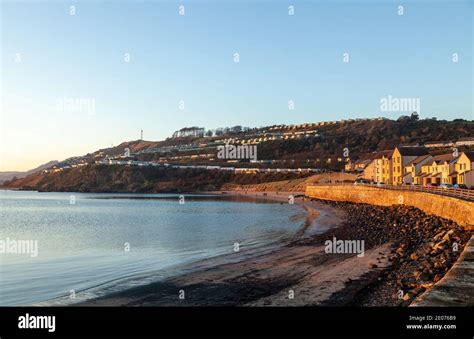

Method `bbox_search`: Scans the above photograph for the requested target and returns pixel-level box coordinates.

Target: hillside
[88,118,474,170]
[255,118,473,166]
[46,118,474,171]
[0,160,58,184]
[4,164,312,193]
[2,117,473,192]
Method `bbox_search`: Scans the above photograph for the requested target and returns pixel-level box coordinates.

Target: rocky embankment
[310,199,472,306]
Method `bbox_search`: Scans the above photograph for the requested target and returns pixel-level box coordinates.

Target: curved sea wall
[305,185,474,230]
[305,184,474,306]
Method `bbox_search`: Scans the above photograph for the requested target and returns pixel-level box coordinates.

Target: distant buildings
[424,137,474,148]
[425,141,454,148]
[455,137,474,147]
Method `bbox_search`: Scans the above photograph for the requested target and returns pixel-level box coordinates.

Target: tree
[397,115,410,122]
[232,125,242,133]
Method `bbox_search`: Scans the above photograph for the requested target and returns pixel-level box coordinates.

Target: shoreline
[6,189,469,307]
[77,191,471,307]
[35,190,328,306]
[76,192,396,307]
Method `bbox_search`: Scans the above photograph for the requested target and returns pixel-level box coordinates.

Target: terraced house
[373,150,393,184]
[402,154,432,184]
[391,147,429,185]
[417,154,459,186]
[362,147,474,188]
[455,152,474,186]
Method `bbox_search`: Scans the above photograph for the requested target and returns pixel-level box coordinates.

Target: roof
[355,159,372,165]
[399,142,420,147]
[425,141,452,145]
[373,150,394,159]
[457,137,474,142]
[396,146,429,156]
[431,153,458,163]
[462,151,474,162]
[405,154,432,167]
[448,171,458,177]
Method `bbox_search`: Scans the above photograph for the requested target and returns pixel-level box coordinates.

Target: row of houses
[226,130,319,145]
[95,159,162,167]
[425,137,474,148]
[94,159,322,174]
[350,146,474,188]
[43,162,88,173]
[268,117,388,131]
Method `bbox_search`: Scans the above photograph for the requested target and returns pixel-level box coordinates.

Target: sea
[0,190,307,305]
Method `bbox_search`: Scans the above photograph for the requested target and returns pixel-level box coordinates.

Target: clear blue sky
[1,0,473,171]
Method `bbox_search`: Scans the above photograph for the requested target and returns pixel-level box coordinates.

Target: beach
[74,193,389,306]
[77,191,471,307]
[79,195,367,306]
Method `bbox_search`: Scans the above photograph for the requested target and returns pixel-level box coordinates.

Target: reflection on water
[0,190,305,305]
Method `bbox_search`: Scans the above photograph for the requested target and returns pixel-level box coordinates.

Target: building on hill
[391,147,429,185]
[399,142,420,147]
[425,140,454,148]
[455,137,474,147]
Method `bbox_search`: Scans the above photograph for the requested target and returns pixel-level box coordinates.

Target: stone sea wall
[305,185,474,230]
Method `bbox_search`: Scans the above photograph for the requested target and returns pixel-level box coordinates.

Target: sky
[0,0,473,171]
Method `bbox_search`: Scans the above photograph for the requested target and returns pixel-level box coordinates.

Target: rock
[411,286,426,296]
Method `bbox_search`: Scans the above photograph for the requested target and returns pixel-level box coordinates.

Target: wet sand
[79,192,394,307]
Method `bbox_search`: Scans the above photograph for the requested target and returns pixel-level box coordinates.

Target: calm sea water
[0,190,306,305]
